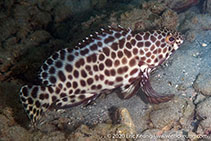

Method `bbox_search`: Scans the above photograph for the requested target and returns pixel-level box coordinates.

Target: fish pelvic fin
[140,76,174,104]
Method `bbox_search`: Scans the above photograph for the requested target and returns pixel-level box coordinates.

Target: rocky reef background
[0,0,211,140]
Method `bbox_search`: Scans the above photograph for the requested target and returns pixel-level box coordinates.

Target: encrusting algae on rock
[19,25,184,124]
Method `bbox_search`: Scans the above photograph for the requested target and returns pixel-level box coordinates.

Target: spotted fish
[20,26,184,123]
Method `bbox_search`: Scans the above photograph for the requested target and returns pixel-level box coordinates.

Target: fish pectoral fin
[20,85,56,124]
[140,75,174,104]
[118,80,140,99]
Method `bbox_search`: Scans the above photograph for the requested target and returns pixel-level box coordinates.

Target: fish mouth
[173,43,179,50]
[176,38,184,46]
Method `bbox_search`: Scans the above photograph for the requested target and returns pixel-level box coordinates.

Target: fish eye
[169,37,175,41]
[166,35,175,44]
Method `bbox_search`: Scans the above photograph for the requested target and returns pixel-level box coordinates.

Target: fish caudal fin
[20,85,97,124]
[20,85,54,123]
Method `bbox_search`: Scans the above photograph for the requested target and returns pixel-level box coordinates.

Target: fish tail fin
[20,85,55,123]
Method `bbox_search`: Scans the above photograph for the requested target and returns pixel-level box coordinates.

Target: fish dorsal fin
[38,26,131,86]
[73,25,129,50]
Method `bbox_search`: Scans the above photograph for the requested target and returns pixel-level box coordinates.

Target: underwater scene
[0,0,211,140]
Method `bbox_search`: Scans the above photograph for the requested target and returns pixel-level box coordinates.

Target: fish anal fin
[53,93,96,109]
[20,84,97,124]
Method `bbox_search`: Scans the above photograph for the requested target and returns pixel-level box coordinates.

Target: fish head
[138,28,184,67]
[163,28,184,52]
